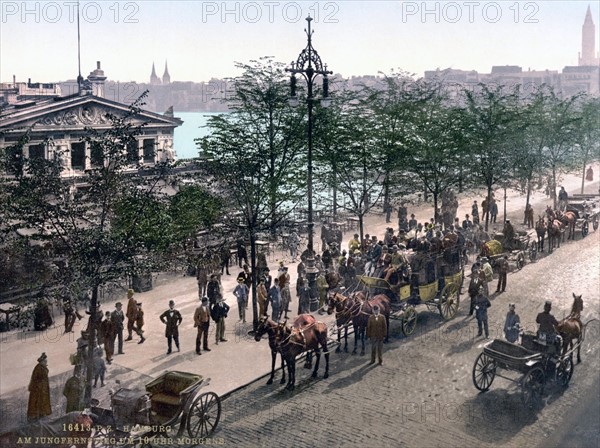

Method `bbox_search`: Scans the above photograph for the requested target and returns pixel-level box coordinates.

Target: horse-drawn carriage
[358,252,462,337]
[481,229,536,271]
[91,371,221,446]
[566,195,600,238]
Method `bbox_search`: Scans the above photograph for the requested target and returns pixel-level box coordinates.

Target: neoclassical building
[0,62,182,177]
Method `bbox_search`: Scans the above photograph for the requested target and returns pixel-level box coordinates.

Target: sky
[1,1,599,84]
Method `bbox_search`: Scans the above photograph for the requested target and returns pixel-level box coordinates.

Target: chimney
[12,74,16,86]
[87,61,107,98]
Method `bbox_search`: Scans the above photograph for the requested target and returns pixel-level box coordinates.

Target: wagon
[482,229,535,271]
[91,371,221,446]
[471,333,581,408]
[359,252,462,337]
[567,197,600,238]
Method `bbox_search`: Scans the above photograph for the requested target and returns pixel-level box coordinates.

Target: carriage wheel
[472,352,496,391]
[401,306,418,336]
[528,245,537,262]
[187,392,221,439]
[521,366,545,408]
[439,283,460,320]
[557,356,574,387]
[581,221,589,238]
[515,253,525,270]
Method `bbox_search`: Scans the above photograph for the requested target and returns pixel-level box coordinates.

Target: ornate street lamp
[286,16,332,310]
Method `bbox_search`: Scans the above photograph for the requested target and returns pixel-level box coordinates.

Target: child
[93,351,106,387]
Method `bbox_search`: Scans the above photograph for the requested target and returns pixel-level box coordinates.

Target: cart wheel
[557,356,574,387]
[582,221,589,237]
[528,245,537,262]
[187,391,221,439]
[521,366,545,408]
[472,352,496,391]
[439,283,460,320]
[401,306,418,336]
[593,219,599,231]
[516,253,525,270]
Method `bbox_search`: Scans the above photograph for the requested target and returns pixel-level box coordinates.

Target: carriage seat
[146,372,201,408]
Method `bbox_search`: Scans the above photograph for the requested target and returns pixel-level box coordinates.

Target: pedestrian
[525,204,534,228]
[207,274,222,306]
[27,353,51,421]
[472,201,480,225]
[586,166,594,182]
[468,264,483,316]
[384,201,393,223]
[297,278,310,315]
[237,238,248,268]
[269,278,281,322]
[125,289,137,341]
[288,230,300,262]
[481,197,489,222]
[100,311,116,364]
[279,267,291,320]
[93,350,106,387]
[490,199,498,223]
[220,245,231,275]
[257,277,268,317]
[159,300,182,354]
[496,255,509,293]
[234,278,249,323]
[210,297,229,344]
[504,303,521,343]
[558,186,569,212]
[196,259,209,298]
[63,297,82,334]
[134,302,145,343]
[462,214,472,230]
[193,297,211,354]
[111,302,125,355]
[63,366,84,413]
[366,305,387,366]
[398,203,407,229]
[480,257,493,297]
[408,214,418,230]
[474,289,491,338]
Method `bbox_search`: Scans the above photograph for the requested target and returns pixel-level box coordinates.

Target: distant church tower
[162,60,171,84]
[579,5,600,66]
[150,62,162,85]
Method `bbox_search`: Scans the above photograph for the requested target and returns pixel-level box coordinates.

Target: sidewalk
[1,162,598,433]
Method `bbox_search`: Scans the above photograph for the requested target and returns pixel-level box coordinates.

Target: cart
[471,331,586,408]
[567,197,600,238]
[482,228,536,271]
[359,252,462,337]
[91,371,221,446]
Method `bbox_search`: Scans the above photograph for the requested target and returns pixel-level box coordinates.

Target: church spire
[163,60,171,84]
[150,62,161,85]
[579,4,599,66]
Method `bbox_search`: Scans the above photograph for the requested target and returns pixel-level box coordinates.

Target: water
[173,111,225,159]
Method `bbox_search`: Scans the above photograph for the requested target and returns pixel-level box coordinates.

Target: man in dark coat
[220,245,231,275]
[27,353,51,421]
[100,311,116,363]
[236,238,248,268]
[63,298,82,333]
[125,289,137,341]
[210,297,230,344]
[194,297,211,354]
[366,306,387,365]
[496,255,509,293]
[536,300,559,344]
[63,366,84,413]
[111,302,125,355]
[207,274,222,306]
[160,300,183,354]
[475,291,491,338]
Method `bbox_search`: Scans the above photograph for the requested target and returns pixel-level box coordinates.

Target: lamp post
[286,16,332,311]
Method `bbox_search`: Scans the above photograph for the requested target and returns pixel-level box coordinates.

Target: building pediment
[0,94,182,134]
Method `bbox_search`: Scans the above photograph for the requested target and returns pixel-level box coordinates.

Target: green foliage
[168,185,223,239]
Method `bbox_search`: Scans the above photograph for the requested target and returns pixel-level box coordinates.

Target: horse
[327,291,353,354]
[535,216,546,252]
[254,316,286,385]
[276,314,329,391]
[349,291,392,353]
[545,205,556,221]
[557,210,577,240]
[557,293,584,363]
[547,219,564,253]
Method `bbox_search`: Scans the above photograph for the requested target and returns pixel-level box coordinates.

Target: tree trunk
[84,284,99,406]
[433,192,440,224]
[503,186,507,224]
[552,167,557,209]
[524,178,532,225]
[581,159,587,194]
[250,231,258,332]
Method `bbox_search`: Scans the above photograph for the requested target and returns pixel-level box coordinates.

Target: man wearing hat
[496,255,510,293]
[210,296,229,344]
[504,303,521,343]
[125,289,137,341]
[27,353,51,421]
[408,214,417,230]
[366,305,387,366]
[193,297,211,354]
[160,300,183,354]
[536,301,559,346]
[63,296,82,334]
[100,311,116,363]
[257,277,268,317]
[233,277,249,323]
[111,302,125,355]
[134,302,145,344]
[502,219,515,250]
[462,214,472,230]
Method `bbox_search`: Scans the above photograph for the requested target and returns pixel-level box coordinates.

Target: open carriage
[472,332,583,408]
[91,371,221,446]
[481,229,536,271]
[567,195,600,238]
[358,251,462,337]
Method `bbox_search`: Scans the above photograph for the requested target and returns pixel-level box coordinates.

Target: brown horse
[350,291,392,352]
[276,314,329,391]
[535,216,546,252]
[254,316,286,385]
[557,293,584,363]
[327,291,354,354]
[558,210,577,240]
[547,218,564,253]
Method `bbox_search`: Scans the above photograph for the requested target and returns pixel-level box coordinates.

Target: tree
[573,96,600,193]
[198,58,306,331]
[0,94,192,405]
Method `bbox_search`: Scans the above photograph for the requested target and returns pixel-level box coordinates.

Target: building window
[5,144,23,175]
[28,144,45,160]
[90,142,103,168]
[71,142,86,170]
[143,138,155,163]
[127,140,139,163]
